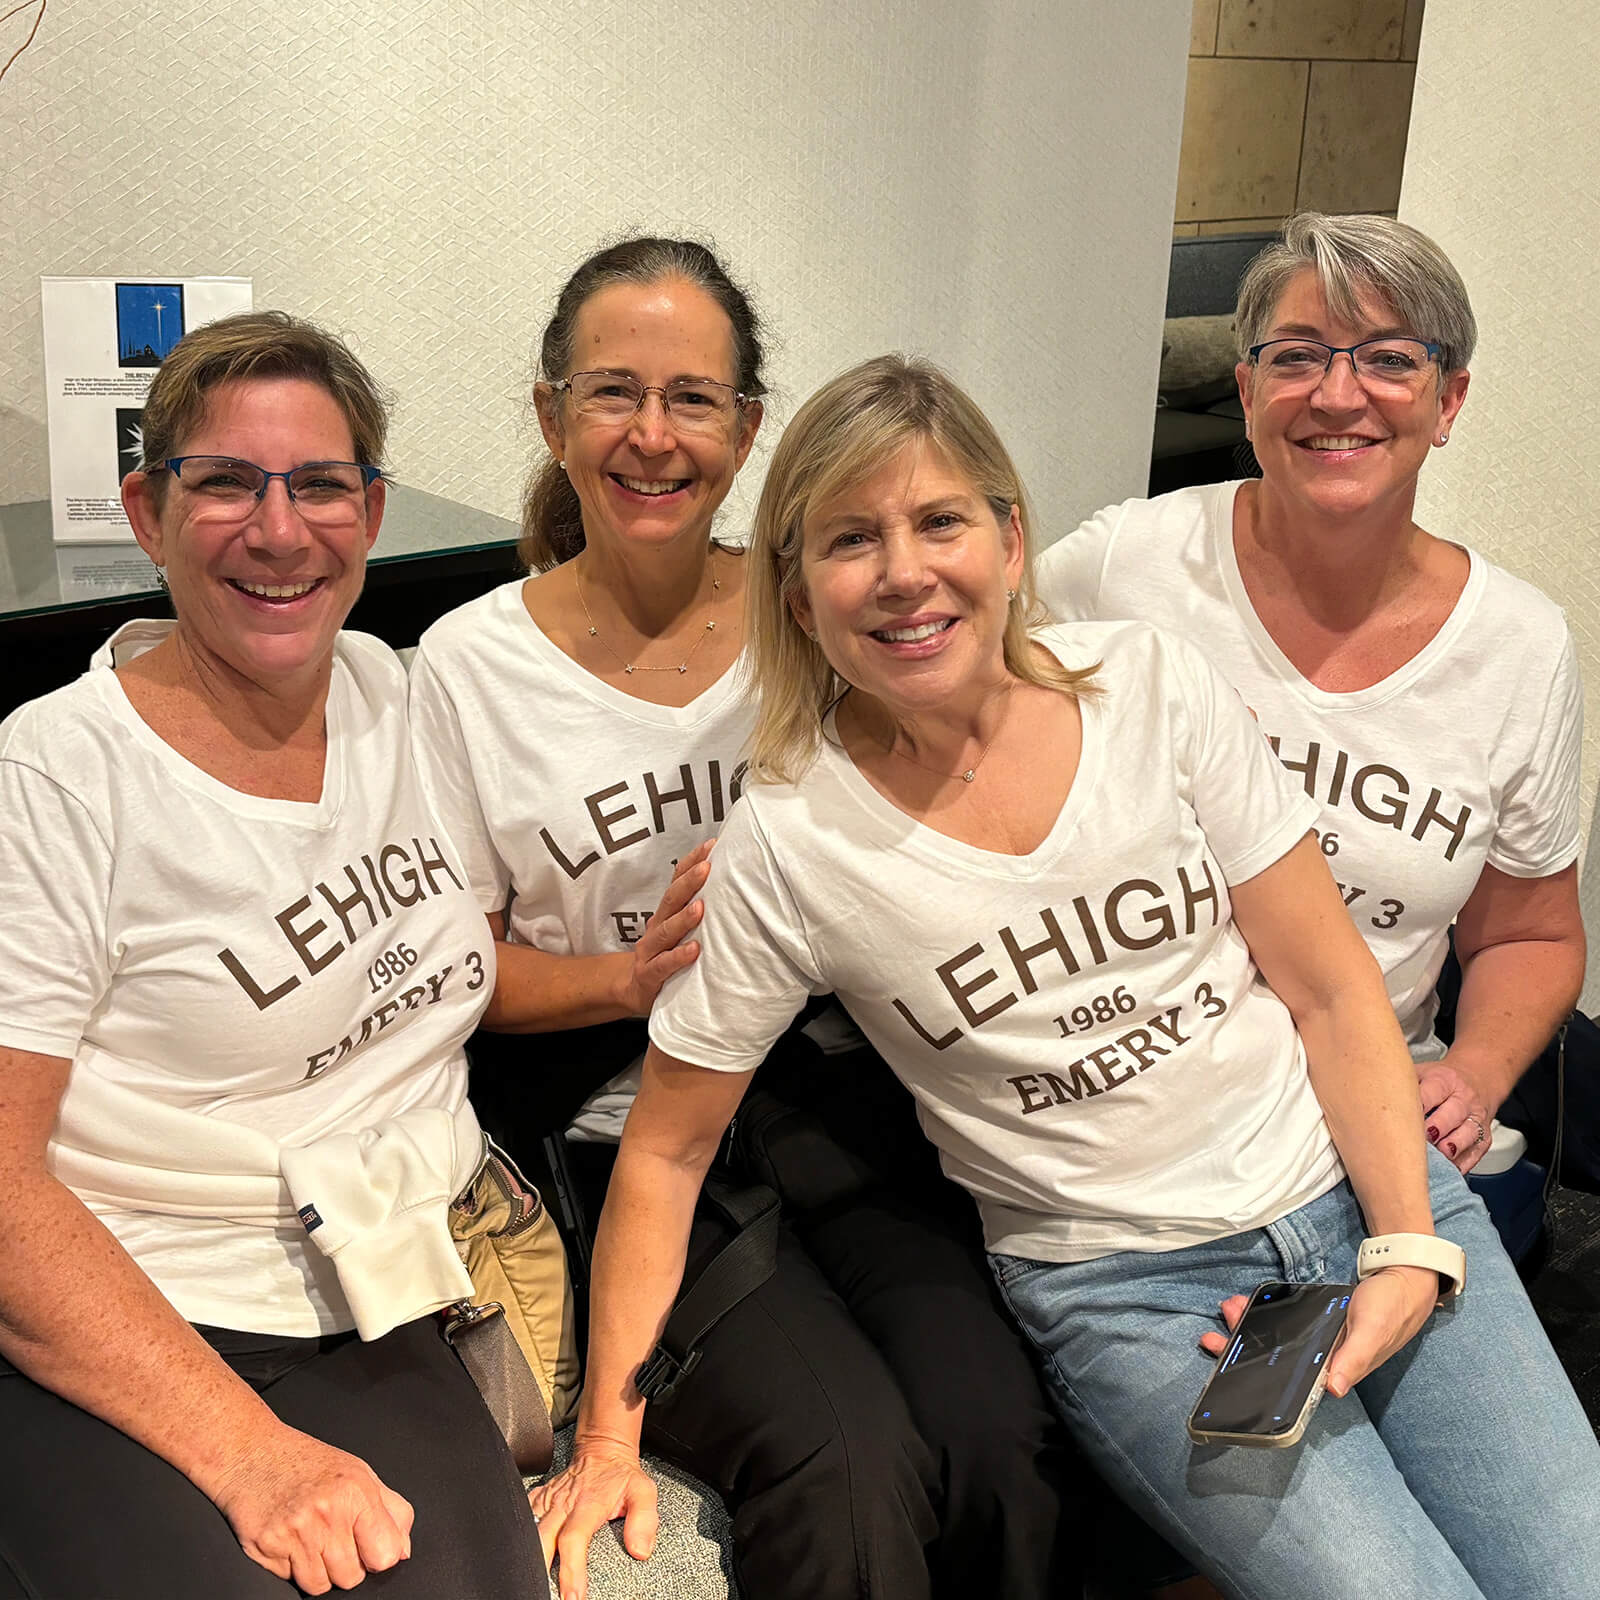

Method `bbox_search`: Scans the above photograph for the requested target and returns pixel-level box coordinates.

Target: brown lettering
[893,996,962,1051]
[276,897,342,976]
[998,907,1080,994]
[1104,879,1176,951]
[586,783,651,855]
[1351,764,1408,830]
[644,764,703,834]
[936,944,1018,1029]
[1411,788,1470,862]
[217,947,300,1010]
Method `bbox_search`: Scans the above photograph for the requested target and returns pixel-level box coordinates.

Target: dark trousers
[0,1316,546,1600]
[553,1039,1085,1600]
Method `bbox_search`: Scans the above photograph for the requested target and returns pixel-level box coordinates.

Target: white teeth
[234,580,317,598]
[1304,435,1374,451]
[876,620,952,642]
[618,475,686,496]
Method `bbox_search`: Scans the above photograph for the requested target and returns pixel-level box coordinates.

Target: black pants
[534,1032,1087,1600]
[0,1316,546,1600]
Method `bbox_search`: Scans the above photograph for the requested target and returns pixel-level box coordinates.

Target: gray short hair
[1235,212,1477,374]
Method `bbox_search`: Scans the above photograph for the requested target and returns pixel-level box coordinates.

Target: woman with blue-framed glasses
[0,312,549,1596]
[1040,211,1584,1197]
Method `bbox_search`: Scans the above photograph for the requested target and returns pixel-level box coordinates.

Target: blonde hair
[746,354,1095,784]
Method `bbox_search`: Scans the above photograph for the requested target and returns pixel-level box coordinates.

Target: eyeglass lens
[566,372,738,428]
[174,458,370,521]
[1254,339,1435,388]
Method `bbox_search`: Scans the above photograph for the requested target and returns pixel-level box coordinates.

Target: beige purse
[449,1137,581,1434]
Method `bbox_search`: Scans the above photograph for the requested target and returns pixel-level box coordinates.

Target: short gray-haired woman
[544,353,1600,1599]
[1040,211,1584,1177]
[0,313,544,1598]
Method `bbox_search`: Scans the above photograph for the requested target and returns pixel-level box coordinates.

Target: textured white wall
[1398,0,1600,1006]
[0,0,1190,549]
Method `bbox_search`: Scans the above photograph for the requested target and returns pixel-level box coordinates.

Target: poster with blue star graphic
[41,275,252,546]
[115,283,185,367]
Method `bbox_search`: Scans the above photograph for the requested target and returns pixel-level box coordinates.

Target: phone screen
[1192,1281,1353,1437]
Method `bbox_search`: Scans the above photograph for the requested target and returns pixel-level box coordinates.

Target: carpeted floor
[1525,1186,1600,1432]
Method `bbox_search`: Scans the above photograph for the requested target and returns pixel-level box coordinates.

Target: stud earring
[152,566,169,592]
[1005,588,1016,602]
[1437,433,1449,445]
[558,459,566,471]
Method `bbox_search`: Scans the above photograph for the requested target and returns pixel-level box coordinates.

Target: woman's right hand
[617,839,715,1017]
[208,1423,414,1593]
[529,1437,660,1600]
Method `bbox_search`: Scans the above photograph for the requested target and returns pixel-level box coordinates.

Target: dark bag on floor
[1434,946,1600,1194]
[1499,1012,1600,1195]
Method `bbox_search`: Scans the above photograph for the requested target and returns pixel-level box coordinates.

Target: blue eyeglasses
[152,456,382,524]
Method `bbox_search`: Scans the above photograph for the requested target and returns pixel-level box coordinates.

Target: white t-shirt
[651,622,1339,1263]
[1036,481,1584,1057]
[408,579,757,1137]
[0,624,491,1335]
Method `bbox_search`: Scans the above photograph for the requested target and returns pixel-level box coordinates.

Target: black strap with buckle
[635,1176,780,1404]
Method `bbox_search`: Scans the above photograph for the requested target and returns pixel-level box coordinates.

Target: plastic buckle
[634,1342,701,1402]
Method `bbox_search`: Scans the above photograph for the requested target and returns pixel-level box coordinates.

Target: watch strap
[1356,1232,1467,1303]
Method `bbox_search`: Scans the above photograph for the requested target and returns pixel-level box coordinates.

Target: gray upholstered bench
[528,1426,739,1598]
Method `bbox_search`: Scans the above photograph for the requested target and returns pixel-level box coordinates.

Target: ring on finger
[1466,1114,1487,1149]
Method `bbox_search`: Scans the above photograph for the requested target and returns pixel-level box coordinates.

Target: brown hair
[137,310,390,500]
[520,237,767,571]
[746,354,1097,784]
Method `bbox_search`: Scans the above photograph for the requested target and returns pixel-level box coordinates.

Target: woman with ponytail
[409,240,1079,1600]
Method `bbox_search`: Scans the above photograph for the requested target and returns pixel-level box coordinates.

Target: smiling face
[536,277,762,561]
[121,376,383,690]
[790,439,1023,719]
[1238,266,1468,523]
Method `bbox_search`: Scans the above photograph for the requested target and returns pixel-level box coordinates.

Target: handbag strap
[443,1301,555,1476]
[634,1176,780,1403]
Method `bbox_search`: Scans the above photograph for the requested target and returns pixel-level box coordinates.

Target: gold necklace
[878,680,1015,784]
[576,554,721,675]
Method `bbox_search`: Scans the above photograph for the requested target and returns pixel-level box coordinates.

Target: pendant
[624,664,635,674]
[678,664,688,673]
[588,626,598,637]
[961,770,976,783]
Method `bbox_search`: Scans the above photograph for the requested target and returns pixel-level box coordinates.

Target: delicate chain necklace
[879,680,1015,784]
[576,554,721,675]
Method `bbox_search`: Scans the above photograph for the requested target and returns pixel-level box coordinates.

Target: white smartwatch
[1356,1233,1467,1304]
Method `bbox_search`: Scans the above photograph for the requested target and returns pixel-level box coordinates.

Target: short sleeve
[1488,627,1584,878]
[649,803,825,1073]
[1166,631,1321,884]
[1035,505,1117,622]
[0,761,115,1060]
[407,647,513,916]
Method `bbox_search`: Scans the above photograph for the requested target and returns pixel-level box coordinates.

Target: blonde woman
[533,354,1600,1600]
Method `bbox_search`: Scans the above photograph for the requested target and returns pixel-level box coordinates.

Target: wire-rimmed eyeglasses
[1247,337,1442,393]
[548,370,748,431]
[150,456,383,524]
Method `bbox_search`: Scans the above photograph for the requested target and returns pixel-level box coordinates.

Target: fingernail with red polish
[1442,1142,1456,1158]
[1426,1127,1439,1144]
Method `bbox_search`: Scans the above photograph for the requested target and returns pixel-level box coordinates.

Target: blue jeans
[992,1146,1600,1600]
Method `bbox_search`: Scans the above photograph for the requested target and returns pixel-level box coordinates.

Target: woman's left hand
[1417,1056,1494,1173]
[1199,1265,1439,1398]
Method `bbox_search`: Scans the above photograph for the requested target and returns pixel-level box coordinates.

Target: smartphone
[1187,1280,1354,1448]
